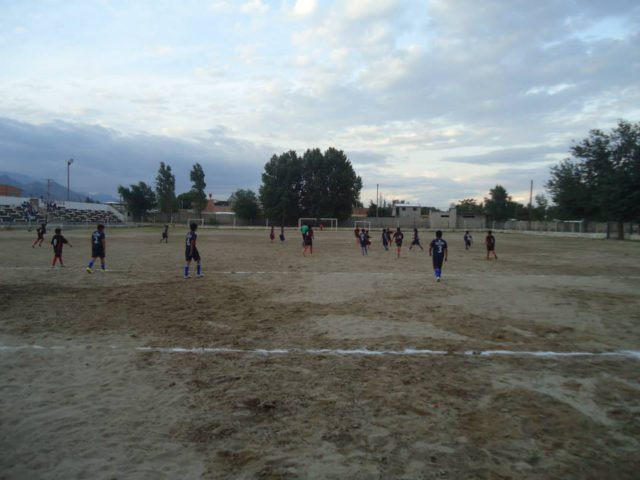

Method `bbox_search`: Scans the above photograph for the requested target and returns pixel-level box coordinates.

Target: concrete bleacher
[0,196,124,225]
[0,204,46,225]
[47,206,122,225]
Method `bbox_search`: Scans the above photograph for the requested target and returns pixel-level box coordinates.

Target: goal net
[319,218,338,231]
[354,220,372,231]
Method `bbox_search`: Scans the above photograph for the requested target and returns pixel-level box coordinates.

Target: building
[392,203,422,218]
[0,184,22,197]
[429,208,486,229]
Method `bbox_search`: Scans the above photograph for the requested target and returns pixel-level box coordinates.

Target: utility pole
[67,158,74,201]
[528,179,533,230]
[376,184,379,218]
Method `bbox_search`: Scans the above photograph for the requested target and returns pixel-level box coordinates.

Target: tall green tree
[546,120,640,238]
[190,163,207,217]
[300,147,362,221]
[484,185,512,221]
[155,162,176,219]
[118,182,156,221]
[456,198,484,214]
[230,189,260,222]
[259,151,304,225]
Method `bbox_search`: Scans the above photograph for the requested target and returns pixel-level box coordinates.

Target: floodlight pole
[67,158,74,201]
[376,184,379,218]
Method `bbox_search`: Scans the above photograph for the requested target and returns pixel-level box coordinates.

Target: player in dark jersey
[184,222,202,278]
[303,226,314,256]
[429,230,448,282]
[359,229,368,255]
[279,225,285,242]
[381,228,389,251]
[161,224,169,243]
[51,228,72,267]
[464,231,473,250]
[86,224,106,273]
[409,228,424,251]
[392,227,404,258]
[269,226,275,243]
[32,223,47,248]
[486,230,498,260]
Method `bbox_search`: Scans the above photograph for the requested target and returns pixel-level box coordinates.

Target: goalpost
[354,220,372,231]
[298,217,338,231]
[320,218,338,231]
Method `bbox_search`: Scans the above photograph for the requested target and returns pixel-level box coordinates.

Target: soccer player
[301,223,309,246]
[184,222,203,278]
[160,224,169,243]
[392,227,404,258]
[32,223,47,248]
[86,224,106,273]
[354,226,360,246]
[464,231,473,250]
[486,230,498,260]
[279,226,285,242]
[269,226,275,243]
[381,228,389,251]
[429,230,448,282]
[359,229,369,255]
[302,227,313,256]
[409,228,424,251]
[51,228,72,267]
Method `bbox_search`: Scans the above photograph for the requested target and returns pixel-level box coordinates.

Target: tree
[546,120,640,238]
[531,194,549,221]
[300,147,362,221]
[456,198,484,214]
[190,163,207,217]
[259,151,304,225]
[118,182,156,221]
[155,162,176,219]
[484,185,512,221]
[177,191,195,210]
[230,189,260,222]
[259,148,363,225]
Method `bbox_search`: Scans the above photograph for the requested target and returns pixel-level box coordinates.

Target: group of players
[351,226,498,281]
[30,221,497,282]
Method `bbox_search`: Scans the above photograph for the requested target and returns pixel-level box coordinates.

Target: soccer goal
[298,217,318,228]
[319,218,338,231]
[354,220,372,231]
[187,218,204,226]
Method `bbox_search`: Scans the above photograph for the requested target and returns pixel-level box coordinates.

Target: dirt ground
[1,226,639,479]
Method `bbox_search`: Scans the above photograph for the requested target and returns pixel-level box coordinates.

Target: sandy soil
[1,226,639,479]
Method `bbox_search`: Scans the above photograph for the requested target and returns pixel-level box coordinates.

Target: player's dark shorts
[92,247,105,258]
[411,239,420,246]
[395,240,403,247]
[432,254,445,269]
[486,245,495,251]
[37,233,44,240]
[304,237,313,246]
[186,247,201,262]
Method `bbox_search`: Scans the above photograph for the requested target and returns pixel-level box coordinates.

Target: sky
[0,0,639,208]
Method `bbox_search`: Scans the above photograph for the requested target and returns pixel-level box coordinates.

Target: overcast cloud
[0,0,638,208]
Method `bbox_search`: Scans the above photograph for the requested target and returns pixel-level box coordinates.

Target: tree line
[117,147,362,224]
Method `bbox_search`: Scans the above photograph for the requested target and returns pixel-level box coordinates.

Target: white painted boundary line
[1,344,639,360]
[2,266,640,280]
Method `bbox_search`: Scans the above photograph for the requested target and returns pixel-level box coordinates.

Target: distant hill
[0,172,118,203]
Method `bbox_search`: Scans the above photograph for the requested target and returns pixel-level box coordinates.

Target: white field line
[1,344,639,360]
[1,266,640,280]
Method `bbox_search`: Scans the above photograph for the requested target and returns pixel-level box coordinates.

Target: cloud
[445,146,565,165]
[0,117,275,198]
[292,0,317,17]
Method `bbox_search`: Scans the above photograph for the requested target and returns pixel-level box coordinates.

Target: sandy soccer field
[1,226,639,479]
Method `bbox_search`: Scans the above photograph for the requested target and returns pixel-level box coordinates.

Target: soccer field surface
[1,227,639,478]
